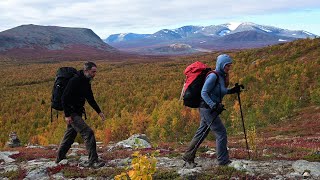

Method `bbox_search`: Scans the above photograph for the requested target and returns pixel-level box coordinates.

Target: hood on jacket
[215,54,233,74]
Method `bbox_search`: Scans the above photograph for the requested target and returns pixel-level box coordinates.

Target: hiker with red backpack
[55,61,106,168]
[182,54,242,168]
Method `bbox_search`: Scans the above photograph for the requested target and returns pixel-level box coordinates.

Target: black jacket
[61,70,101,117]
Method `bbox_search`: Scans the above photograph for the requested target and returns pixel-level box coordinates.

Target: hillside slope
[0,38,319,148]
[0,24,127,61]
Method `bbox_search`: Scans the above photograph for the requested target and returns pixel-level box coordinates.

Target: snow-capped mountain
[104,22,317,55]
[151,29,182,40]
[173,25,204,38]
[106,33,149,43]
[229,22,311,39]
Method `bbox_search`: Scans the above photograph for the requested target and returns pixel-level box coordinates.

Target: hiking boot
[218,160,232,166]
[182,156,201,169]
[90,160,105,168]
[182,155,194,164]
[183,161,200,169]
[55,156,66,164]
[80,160,105,168]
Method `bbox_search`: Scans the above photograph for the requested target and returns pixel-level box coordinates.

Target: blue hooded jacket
[201,54,233,109]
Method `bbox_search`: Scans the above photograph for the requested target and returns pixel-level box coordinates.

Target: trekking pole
[235,83,251,159]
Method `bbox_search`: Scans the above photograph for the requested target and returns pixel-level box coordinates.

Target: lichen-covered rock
[6,132,21,148]
[108,134,152,150]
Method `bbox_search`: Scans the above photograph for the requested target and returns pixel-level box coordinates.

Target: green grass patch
[167,151,181,158]
[303,153,320,162]
[62,166,125,178]
[153,169,181,180]
[197,166,249,180]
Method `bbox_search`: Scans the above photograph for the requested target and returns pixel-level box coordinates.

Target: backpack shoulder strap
[206,70,219,86]
[206,70,221,102]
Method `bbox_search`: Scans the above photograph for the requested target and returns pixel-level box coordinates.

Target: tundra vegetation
[0,38,319,157]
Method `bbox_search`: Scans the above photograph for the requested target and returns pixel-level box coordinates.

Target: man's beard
[85,74,94,81]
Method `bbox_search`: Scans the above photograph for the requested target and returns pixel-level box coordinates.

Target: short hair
[84,61,97,71]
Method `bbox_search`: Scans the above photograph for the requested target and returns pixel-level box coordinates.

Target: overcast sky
[1,0,320,39]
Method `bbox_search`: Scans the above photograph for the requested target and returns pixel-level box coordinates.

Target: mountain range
[105,22,317,55]
[0,22,317,60]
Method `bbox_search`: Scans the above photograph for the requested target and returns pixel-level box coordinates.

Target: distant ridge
[0,24,127,61]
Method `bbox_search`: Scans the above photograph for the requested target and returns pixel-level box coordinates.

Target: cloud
[0,0,320,38]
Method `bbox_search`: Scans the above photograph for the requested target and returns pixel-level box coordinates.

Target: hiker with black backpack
[55,61,106,168]
[182,54,242,168]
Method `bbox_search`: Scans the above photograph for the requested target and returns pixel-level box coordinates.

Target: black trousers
[57,113,98,163]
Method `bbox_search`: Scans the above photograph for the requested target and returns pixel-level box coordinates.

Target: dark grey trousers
[57,113,98,163]
[183,108,229,164]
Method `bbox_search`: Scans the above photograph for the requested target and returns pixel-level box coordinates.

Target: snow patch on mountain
[219,30,231,36]
[118,33,127,41]
[226,22,242,31]
[303,31,314,36]
[163,30,169,33]
[259,27,272,33]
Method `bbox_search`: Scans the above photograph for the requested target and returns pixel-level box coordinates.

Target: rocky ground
[1,138,320,179]
[1,107,320,179]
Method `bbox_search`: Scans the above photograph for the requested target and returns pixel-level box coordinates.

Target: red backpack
[181,61,218,108]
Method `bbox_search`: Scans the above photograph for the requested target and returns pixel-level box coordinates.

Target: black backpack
[181,61,219,108]
[51,67,78,122]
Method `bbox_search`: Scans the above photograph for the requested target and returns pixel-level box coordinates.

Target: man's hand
[99,112,106,121]
[65,116,73,124]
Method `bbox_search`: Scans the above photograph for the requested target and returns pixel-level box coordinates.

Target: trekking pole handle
[235,83,244,90]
